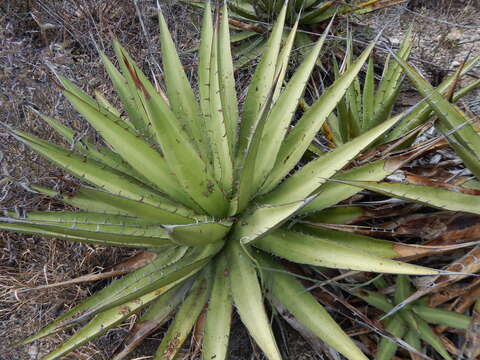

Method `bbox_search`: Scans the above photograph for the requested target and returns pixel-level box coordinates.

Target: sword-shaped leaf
[254,22,330,189]
[154,273,211,360]
[218,4,239,155]
[207,23,234,194]
[393,53,480,158]
[18,247,187,344]
[262,41,376,192]
[254,229,439,274]
[158,9,206,156]
[415,317,452,360]
[137,71,229,217]
[338,180,480,215]
[386,56,480,141]
[100,51,147,132]
[198,1,213,157]
[258,254,369,360]
[0,217,172,248]
[42,285,174,360]
[362,56,375,129]
[36,111,142,179]
[263,112,401,206]
[236,1,286,157]
[227,240,282,360]
[112,281,192,360]
[62,89,197,208]
[13,131,191,215]
[202,253,232,360]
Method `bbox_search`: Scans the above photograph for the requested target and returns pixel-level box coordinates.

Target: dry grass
[1,0,479,359]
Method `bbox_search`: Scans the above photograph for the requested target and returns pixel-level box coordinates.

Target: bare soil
[1,1,479,359]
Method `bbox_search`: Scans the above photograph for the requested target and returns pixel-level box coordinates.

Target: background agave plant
[187,0,407,67]
[2,2,480,360]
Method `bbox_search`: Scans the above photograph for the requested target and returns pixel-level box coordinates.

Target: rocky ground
[1,0,479,359]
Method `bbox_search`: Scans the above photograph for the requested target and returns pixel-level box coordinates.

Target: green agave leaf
[303,206,365,224]
[11,211,156,226]
[413,305,470,330]
[447,139,480,179]
[345,31,363,136]
[0,220,155,248]
[218,3,240,156]
[113,281,193,360]
[262,40,376,192]
[94,89,121,117]
[129,69,229,218]
[236,1,287,158]
[202,253,232,360]
[254,228,439,275]
[254,22,330,190]
[198,0,213,126]
[37,111,144,180]
[271,15,300,104]
[227,240,282,360]
[300,157,405,214]
[395,275,414,306]
[42,284,175,360]
[100,51,147,132]
[58,74,144,139]
[362,55,375,129]
[207,24,234,195]
[338,180,480,215]
[371,28,412,128]
[331,56,351,143]
[32,185,126,216]
[393,53,480,158]
[19,247,186,345]
[394,276,419,332]
[376,315,407,360]
[155,272,211,360]
[0,217,172,248]
[72,243,220,323]
[45,184,197,225]
[158,9,206,156]
[13,132,197,223]
[235,73,282,213]
[164,221,232,246]
[263,112,401,206]
[296,226,399,259]
[62,89,197,208]
[385,56,480,141]
[258,254,369,360]
[230,30,259,43]
[20,244,220,345]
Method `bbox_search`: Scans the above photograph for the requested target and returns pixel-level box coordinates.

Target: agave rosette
[3,2,480,360]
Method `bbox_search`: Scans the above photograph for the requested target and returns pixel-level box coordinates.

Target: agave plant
[354,276,471,360]
[3,2,480,360]
[187,0,407,67]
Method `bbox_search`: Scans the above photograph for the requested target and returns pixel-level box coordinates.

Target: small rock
[446,28,463,43]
